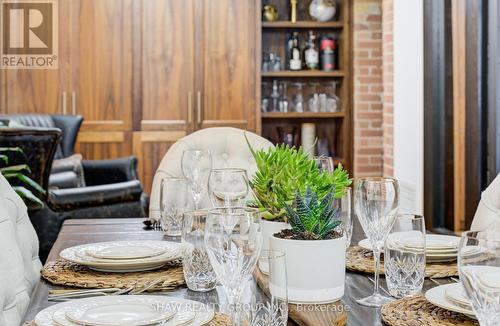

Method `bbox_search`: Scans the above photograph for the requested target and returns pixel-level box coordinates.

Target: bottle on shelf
[270,80,280,112]
[304,30,319,70]
[289,32,302,71]
[278,82,290,112]
[319,36,336,71]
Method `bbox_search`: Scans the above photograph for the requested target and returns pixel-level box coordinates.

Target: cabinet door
[68,0,133,132]
[199,0,258,131]
[0,1,70,114]
[141,0,195,132]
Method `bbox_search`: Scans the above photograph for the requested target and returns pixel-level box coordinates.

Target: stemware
[250,250,288,326]
[458,228,500,326]
[384,214,426,298]
[181,149,213,210]
[354,177,399,307]
[335,187,353,248]
[159,177,188,236]
[204,207,262,325]
[208,168,249,208]
[313,155,335,173]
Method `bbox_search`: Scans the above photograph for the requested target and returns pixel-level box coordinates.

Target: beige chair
[149,127,274,220]
[0,174,42,326]
[471,173,500,231]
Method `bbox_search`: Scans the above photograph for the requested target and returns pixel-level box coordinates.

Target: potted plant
[246,136,350,254]
[270,186,346,304]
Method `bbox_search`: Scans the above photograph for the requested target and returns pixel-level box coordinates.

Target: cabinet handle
[71,91,76,115]
[197,91,201,125]
[187,91,193,123]
[62,92,67,115]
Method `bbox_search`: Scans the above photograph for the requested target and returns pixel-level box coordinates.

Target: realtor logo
[1,0,58,69]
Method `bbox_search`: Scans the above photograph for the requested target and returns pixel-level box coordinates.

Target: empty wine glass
[181,149,213,210]
[355,177,399,307]
[204,207,262,325]
[384,214,426,298]
[208,168,249,208]
[458,227,500,326]
[160,177,189,236]
[313,155,335,173]
[335,187,353,248]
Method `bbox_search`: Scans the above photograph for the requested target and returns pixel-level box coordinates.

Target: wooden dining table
[23,217,456,326]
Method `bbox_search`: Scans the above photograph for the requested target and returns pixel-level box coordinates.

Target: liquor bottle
[304,30,319,70]
[289,32,302,71]
[319,36,336,71]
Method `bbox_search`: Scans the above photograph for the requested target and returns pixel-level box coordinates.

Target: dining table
[23,217,457,326]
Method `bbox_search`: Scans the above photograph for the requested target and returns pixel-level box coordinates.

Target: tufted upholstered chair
[471,173,500,231]
[149,127,274,220]
[0,174,41,326]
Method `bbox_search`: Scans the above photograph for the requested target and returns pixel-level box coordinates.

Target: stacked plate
[60,241,183,272]
[425,283,475,319]
[34,295,215,326]
[358,234,461,262]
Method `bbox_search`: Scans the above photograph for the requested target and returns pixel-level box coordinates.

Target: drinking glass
[204,207,262,325]
[458,228,500,326]
[335,187,353,248]
[208,168,249,208]
[160,177,188,236]
[181,210,217,292]
[384,214,426,298]
[313,155,334,173]
[181,149,213,210]
[250,250,288,326]
[355,177,399,307]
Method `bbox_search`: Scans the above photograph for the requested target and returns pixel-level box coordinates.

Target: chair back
[0,174,42,325]
[471,173,500,230]
[149,127,274,219]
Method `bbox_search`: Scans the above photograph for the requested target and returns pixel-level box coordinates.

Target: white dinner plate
[35,295,214,326]
[425,284,476,319]
[60,241,182,272]
[87,244,166,260]
[359,235,460,253]
[445,283,471,307]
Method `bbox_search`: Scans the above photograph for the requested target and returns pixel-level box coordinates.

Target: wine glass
[208,168,249,208]
[181,149,212,210]
[204,207,262,325]
[335,187,353,248]
[458,227,500,326]
[354,177,399,307]
[313,155,335,173]
[160,177,189,236]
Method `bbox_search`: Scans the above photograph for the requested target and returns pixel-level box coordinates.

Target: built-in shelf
[262,21,344,29]
[261,70,344,78]
[262,112,345,119]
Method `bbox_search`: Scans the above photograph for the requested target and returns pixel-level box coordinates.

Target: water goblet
[354,177,399,307]
[181,210,217,292]
[458,227,500,326]
[208,168,249,208]
[384,214,426,298]
[181,149,213,210]
[204,207,262,325]
[160,177,188,237]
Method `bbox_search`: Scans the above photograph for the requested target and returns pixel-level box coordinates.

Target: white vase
[269,234,346,304]
[259,219,291,273]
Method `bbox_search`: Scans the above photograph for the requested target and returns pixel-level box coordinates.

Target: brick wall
[353,0,384,176]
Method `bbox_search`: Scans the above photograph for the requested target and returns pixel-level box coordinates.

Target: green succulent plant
[284,186,341,240]
[0,147,45,209]
[246,134,351,221]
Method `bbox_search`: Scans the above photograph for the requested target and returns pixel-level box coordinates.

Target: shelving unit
[258,0,352,171]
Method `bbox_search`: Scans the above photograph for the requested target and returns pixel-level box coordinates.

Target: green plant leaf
[3,173,46,194]
[0,164,31,175]
[13,186,44,209]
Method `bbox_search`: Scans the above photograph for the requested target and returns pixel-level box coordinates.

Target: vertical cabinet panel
[200,0,258,131]
[69,0,133,132]
[141,0,195,132]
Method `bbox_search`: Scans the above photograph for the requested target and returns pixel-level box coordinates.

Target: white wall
[393,0,424,214]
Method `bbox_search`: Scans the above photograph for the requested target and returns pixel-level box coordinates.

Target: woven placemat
[25,313,231,326]
[381,294,478,326]
[41,259,185,290]
[346,246,458,279]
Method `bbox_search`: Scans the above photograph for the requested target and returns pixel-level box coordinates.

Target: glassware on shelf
[278,82,289,113]
[291,82,305,113]
[160,177,189,237]
[277,126,297,147]
[324,81,341,112]
[384,214,426,298]
[355,177,399,307]
[307,83,320,112]
[270,80,280,112]
[261,81,271,113]
[208,168,249,208]
[263,52,282,72]
[316,138,331,157]
[181,149,213,210]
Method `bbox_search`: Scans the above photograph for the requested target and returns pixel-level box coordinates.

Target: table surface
[24,218,455,326]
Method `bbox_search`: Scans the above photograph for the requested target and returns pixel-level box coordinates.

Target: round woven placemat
[25,313,231,326]
[41,259,185,290]
[346,246,458,278]
[381,294,478,326]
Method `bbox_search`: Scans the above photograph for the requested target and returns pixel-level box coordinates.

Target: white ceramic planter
[269,234,346,304]
[261,219,291,253]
